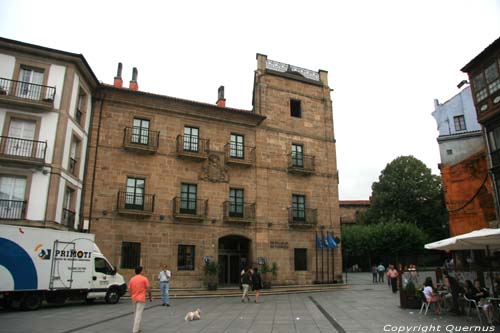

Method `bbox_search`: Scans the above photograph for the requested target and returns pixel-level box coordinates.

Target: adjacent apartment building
[461,36,500,227]
[432,87,496,236]
[0,37,97,230]
[84,55,341,287]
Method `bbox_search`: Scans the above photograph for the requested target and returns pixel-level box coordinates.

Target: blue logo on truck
[0,238,38,290]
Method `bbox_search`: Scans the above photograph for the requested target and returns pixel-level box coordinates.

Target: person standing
[252,267,263,303]
[128,266,152,333]
[377,263,385,283]
[241,268,252,303]
[371,265,378,283]
[444,271,462,315]
[158,264,172,306]
[387,265,399,293]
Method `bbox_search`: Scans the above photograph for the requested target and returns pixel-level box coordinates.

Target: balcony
[61,208,77,230]
[123,127,160,154]
[288,207,318,228]
[287,154,315,175]
[0,199,26,220]
[117,191,155,216]
[224,144,255,167]
[223,201,256,224]
[0,136,47,166]
[176,135,209,160]
[172,197,208,221]
[0,78,56,111]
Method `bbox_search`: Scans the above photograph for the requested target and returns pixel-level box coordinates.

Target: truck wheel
[21,293,42,311]
[105,288,120,304]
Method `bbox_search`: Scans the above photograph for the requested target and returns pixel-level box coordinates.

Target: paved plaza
[1,273,498,333]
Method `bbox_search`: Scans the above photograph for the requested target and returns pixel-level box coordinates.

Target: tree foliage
[358,155,448,241]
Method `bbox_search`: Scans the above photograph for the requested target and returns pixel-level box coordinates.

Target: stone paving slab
[0,273,498,332]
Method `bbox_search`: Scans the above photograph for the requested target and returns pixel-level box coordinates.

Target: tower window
[290,99,301,118]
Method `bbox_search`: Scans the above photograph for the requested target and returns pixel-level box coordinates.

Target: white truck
[0,224,127,310]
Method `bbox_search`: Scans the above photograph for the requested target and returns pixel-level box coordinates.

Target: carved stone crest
[200,153,228,183]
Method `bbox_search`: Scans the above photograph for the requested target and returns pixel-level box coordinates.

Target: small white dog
[184,308,201,321]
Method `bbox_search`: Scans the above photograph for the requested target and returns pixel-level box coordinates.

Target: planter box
[399,290,422,309]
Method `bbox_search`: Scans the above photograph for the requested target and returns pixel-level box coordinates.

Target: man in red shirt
[128,266,152,333]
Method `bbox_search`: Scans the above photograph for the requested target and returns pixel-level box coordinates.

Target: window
[446,149,453,155]
[292,194,306,221]
[453,115,466,131]
[69,136,80,176]
[291,144,304,167]
[125,177,145,210]
[17,66,44,100]
[62,187,75,228]
[75,88,87,126]
[180,183,197,214]
[131,118,150,145]
[230,134,244,159]
[121,242,141,269]
[183,126,199,152]
[95,257,114,275]
[178,245,195,271]
[294,248,307,271]
[472,60,500,103]
[0,176,26,219]
[6,118,36,158]
[229,188,244,217]
[290,99,301,118]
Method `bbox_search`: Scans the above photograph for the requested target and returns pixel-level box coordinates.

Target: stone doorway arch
[218,235,251,285]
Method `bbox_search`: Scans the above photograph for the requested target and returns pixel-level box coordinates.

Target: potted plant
[204,261,219,291]
[399,280,422,309]
[261,261,278,289]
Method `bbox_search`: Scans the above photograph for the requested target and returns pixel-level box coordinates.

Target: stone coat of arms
[200,153,228,182]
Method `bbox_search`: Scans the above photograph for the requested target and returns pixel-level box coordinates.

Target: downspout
[88,90,105,232]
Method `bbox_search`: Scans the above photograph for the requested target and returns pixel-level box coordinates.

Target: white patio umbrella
[424,228,500,251]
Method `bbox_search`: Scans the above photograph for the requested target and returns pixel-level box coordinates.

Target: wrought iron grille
[117,191,155,213]
[0,136,47,161]
[265,59,320,82]
[0,199,26,220]
[224,143,256,163]
[288,153,315,172]
[173,196,208,218]
[0,77,56,102]
[123,127,160,150]
[176,135,209,155]
[288,207,318,225]
[223,201,256,220]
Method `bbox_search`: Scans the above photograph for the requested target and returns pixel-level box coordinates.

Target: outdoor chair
[463,294,482,324]
[419,290,431,316]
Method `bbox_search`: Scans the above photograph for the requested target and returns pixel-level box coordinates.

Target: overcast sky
[1,1,499,200]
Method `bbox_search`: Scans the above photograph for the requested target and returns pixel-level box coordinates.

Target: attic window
[290,99,301,118]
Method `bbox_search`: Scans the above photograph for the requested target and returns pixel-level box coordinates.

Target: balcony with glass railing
[224,143,255,167]
[287,153,315,175]
[176,135,209,160]
[223,201,256,224]
[287,207,318,228]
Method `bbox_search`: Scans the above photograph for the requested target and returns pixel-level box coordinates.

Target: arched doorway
[218,235,250,285]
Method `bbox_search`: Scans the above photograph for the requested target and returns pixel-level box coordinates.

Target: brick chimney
[216,85,225,107]
[114,62,123,88]
[129,67,138,91]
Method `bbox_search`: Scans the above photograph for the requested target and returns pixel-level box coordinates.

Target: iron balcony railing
[0,136,47,162]
[176,135,209,157]
[0,77,56,103]
[0,199,26,220]
[288,153,315,173]
[61,208,76,230]
[117,191,155,214]
[287,207,318,226]
[491,149,500,168]
[223,201,256,221]
[123,127,160,152]
[224,143,256,164]
[172,196,208,219]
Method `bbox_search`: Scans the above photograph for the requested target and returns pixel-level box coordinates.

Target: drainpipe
[88,90,105,232]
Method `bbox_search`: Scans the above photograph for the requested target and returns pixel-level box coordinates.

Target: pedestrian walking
[371,265,377,283]
[377,263,385,283]
[158,264,171,306]
[252,267,263,303]
[387,265,399,293]
[128,266,152,333]
[241,268,252,302]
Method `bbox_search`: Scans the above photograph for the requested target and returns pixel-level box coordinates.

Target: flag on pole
[316,235,323,249]
[324,235,330,248]
[327,234,337,249]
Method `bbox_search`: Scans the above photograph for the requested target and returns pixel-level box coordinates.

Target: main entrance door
[218,235,250,285]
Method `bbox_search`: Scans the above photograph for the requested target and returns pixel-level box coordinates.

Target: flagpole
[326,231,330,283]
[331,232,335,283]
[321,229,324,283]
[315,231,318,283]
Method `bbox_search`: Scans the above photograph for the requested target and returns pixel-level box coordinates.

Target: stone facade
[339,200,370,225]
[84,55,340,288]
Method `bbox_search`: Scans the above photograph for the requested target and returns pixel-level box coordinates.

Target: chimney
[114,62,123,88]
[129,67,138,91]
[216,85,225,107]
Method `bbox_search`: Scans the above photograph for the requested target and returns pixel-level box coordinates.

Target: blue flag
[324,236,330,249]
[328,235,337,249]
[316,236,323,249]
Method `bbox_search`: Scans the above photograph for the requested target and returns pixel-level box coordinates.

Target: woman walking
[252,267,263,303]
[241,268,252,302]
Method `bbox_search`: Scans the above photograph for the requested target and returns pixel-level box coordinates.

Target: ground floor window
[294,248,307,271]
[121,241,141,269]
[178,245,195,271]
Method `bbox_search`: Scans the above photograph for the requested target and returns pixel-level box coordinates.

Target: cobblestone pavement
[1,273,498,332]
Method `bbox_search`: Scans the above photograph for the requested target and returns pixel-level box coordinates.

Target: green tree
[359,156,448,241]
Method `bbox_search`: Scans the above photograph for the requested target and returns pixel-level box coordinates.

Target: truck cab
[87,252,127,303]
